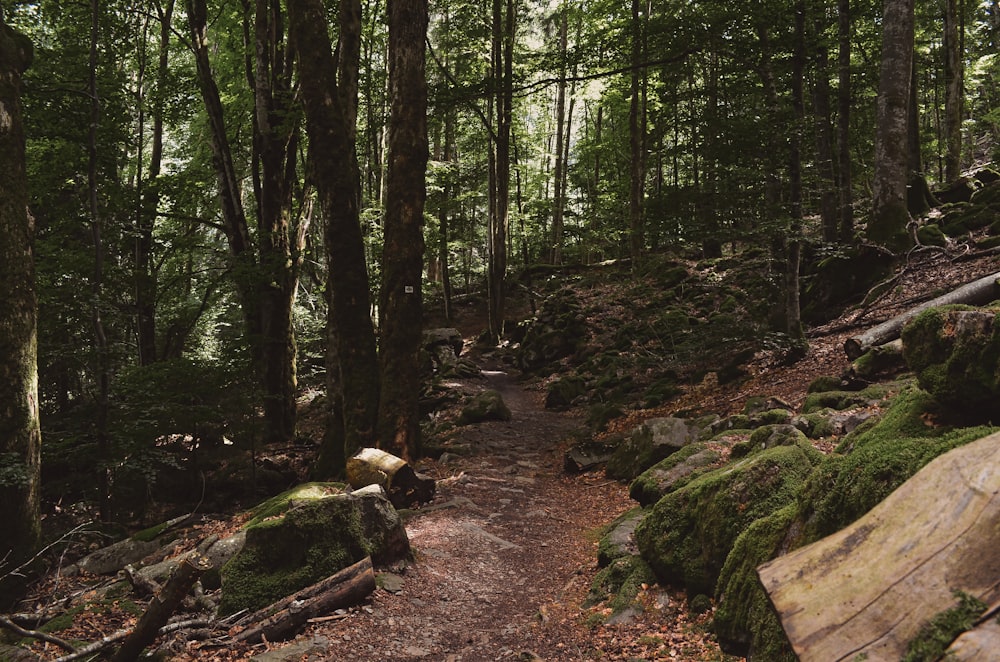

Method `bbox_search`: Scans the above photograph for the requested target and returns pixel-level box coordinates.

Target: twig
[0,615,76,652]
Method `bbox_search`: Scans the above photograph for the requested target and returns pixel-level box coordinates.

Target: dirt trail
[262,369,634,661]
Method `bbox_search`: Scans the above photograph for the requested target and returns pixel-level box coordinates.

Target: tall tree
[943,0,964,181]
[628,0,645,265]
[486,0,514,342]
[185,0,304,443]
[0,11,40,578]
[289,0,380,473]
[378,0,428,459]
[837,0,854,241]
[869,0,915,251]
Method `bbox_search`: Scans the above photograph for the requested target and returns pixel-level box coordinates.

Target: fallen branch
[844,271,1000,359]
[111,554,212,662]
[51,619,214,662]
[233,556,375,644]
[0,615,76,652]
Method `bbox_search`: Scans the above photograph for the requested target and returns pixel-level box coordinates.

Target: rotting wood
[346,447,435,508]
[758,432,1000,662]
[232,556,375,644]
[111,554,212,662]
[844,271,1000,359]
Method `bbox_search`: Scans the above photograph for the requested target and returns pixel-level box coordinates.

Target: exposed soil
[256,368,728,662]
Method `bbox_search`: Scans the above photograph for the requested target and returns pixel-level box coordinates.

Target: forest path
[265,368,635,661]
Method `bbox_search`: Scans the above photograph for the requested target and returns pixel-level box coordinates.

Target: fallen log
[844,271,1000,359]
[112,554,212,662]
[232,556,375,644]
[758,432,1000,661]
[346,447,435,508]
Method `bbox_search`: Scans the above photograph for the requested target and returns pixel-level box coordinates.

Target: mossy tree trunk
[868,0,914,251]
[0,11,40,584]
[289,0,379,473]
[377,0,428,460]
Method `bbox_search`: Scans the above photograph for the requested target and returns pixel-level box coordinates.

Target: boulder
[901,304,1000,420]
[516,288,587,372]
[606,417,699,481]
[628,442,722,507]
[457,389,512,425]
[596,507,645,567]
[218,483,409,615]
[634,444,818,596]
[545,375,587,410]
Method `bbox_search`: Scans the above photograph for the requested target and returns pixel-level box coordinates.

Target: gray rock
[606,417,699,480]
[457,390,512,425]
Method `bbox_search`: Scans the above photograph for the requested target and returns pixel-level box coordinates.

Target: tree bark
[111,555,211,662]
[346,448,435,508]
[943,0,964,182]
[843,271,1000,359]
[837,0,854,242]
[869,0,914,251]
[628,0,645,266]
[377,0,428,459]
[811,0,839,243]
[0,11,40,582]
[233,556,375,644]
[289,0,380,472]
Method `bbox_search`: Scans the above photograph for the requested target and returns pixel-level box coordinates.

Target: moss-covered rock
[606,417,700,481]
[713,504,798,661]
[634,444,819,596]
[916,223,947,247]
[544,375,587,410]
[219,484,409,615]
[629,442,722,506]
[516,288,588,372]
[596,507,646,567]
[797,384,997,542]
[901,305,1000,420]
[800,385,887,413]
[457,389,512,425]
[731,424,819,461]
[584,555,658,619]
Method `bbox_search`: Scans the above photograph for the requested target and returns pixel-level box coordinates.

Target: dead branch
[111,554,212,662]
[232,556,375,644]
[0,615,76,652]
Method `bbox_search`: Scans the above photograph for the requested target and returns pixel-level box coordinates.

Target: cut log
[112,554,212,662]
[346,447,435,508]
[844,271,1000,359]
[232,556,375,644]
[758,432,1000,662]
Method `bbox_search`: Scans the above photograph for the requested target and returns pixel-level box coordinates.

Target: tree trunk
[843,272,1000,359]
[111,555,210,662]
[289,0,380,472]
[487,0,513,343]
[88,0,112,523]
[811,1,839,243]
[551,4,568,266]
[378,0,428,460]
[0,12,40,588]
[943,0,964,182]
[135,0,175,367]
[628,0,645,266]
[837,0,854,242]
[252,0,302,444]
[869,0,914,251]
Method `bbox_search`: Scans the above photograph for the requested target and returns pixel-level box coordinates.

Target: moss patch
[903,591,987,662]
[635,444,818,595]
[713,504,799,661]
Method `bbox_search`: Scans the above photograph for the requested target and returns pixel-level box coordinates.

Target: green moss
[801,390,875,413]
[132,520,176,543]
[635,445,816,595]
[807,375,843,393]
[714,504,799,661]
[247,482,346,525]
[916,223,947,247]
[585,555,657,615]
[629,443,722,506]
[901,305,1000,419]
[902,591,987,662]
[800,384,997,541]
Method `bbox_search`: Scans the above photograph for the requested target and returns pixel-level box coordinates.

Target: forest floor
[16,244,1000,662]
